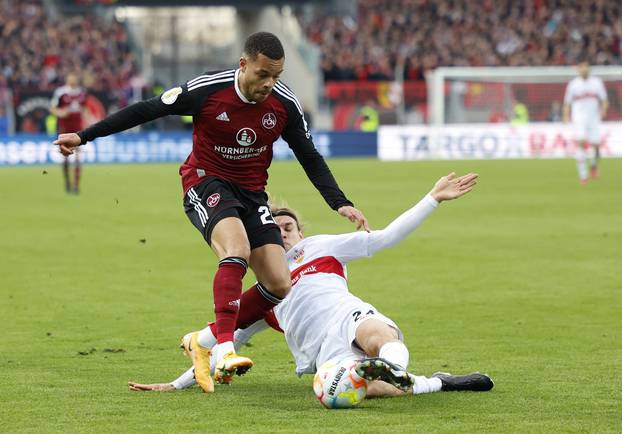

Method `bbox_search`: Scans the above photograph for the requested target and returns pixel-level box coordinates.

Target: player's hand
[338,205,370,232]
[430,172,478,202]
[53,133,82,156]
[128,381,176,392]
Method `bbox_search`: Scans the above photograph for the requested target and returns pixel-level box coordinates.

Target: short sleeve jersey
[564,76,607,123]
[51,85,87,133]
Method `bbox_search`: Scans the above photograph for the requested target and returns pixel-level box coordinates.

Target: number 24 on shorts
[258,206,275,225]
[352,309,375,322]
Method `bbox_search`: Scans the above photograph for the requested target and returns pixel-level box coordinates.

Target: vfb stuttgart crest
[206,193,220,208]
[262,113,276,129]
[236,128,257,146]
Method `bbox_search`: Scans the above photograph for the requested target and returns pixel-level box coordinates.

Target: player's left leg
[589,144,600,179]
[227,195,290,360]
[587,122,601,179]
[73,148,81,194]
[62,156,71,193]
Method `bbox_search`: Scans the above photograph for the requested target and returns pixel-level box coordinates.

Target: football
[313,357,368,409]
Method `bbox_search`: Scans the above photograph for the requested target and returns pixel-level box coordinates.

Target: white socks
[576,147,588,181]
[197,326,217,348]
[411,375,442,394]
[171,366,197,390]
[378,341,409,370]
[234,320,269,350]
[198,320,268,354]
[173,320,270,388]
[214,341,235,362]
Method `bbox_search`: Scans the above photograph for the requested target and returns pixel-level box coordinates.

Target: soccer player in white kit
[563,61,609,184]
[129,172,493,397]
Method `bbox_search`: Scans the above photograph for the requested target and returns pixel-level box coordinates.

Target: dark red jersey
[79,69,353,210]
[51,85,86,133]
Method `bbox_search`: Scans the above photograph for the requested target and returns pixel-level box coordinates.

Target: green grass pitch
[1,158,620,433]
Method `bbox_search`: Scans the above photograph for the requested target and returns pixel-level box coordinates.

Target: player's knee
[267,274,291,298]
[357,323,399,356]
[364,334,389,356]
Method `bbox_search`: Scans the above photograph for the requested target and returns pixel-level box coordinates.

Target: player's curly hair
[243,31,284,61]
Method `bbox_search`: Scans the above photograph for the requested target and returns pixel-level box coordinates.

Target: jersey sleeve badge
[161,87,183,105]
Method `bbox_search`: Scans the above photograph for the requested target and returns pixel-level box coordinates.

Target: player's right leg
[574,124,589,184]
[364,371,494,398]
[207,217,255,384]
[352,317,413,390]
[183,178,254,388]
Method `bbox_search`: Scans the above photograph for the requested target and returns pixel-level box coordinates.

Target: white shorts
[315,302,403,370]
[573,121,601,144]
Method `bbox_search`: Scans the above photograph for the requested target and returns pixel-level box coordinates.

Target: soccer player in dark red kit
[54,32,369,393]
[50,73,87,194]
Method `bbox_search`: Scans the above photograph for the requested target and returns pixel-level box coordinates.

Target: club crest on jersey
[292,248,305,264]
[236,128,256,146]
[262,113,277,129]
[206,193,220,207]
[161,87,182,105]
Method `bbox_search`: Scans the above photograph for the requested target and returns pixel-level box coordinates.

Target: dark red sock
[63,159,70,191]
[236,282,283,330]
[213,257,247,343]
[264,309,283,333]
[74,161,81,192]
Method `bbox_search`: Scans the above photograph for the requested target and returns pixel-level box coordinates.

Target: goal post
[428,66,622,126]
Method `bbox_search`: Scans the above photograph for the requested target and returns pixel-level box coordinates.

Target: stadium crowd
[0,0,137,93]
[299,0,622,81]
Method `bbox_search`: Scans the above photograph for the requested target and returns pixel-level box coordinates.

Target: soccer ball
[313,357,367,409]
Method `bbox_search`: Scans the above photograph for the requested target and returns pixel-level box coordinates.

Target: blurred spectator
[0,0,137,94]
[0,105,8,135]
[356,100,380,132]
[511,89,530,125]
[299,0,622,81]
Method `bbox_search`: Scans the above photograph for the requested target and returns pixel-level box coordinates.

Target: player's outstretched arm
[366,172,478,255]
[429,172,478,202]
[128,381,176,392]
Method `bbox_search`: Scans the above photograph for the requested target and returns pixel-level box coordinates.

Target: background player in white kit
[563,60,608,184]
[129,172,494,398]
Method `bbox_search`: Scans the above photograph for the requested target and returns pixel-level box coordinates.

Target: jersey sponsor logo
[262,113,276,129]
[207,193,221,207]
[236,128,257,146]
[216,112,230,122]
[214,144,269,160]
[161,87,183,105]
[290,256,345,286]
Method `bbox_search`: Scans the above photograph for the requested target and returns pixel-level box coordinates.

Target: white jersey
[273,193,439,375]
[564,76,607,123]
[274,232,374,374]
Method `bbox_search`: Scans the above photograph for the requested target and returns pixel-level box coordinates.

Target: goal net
[428,66,622,125]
